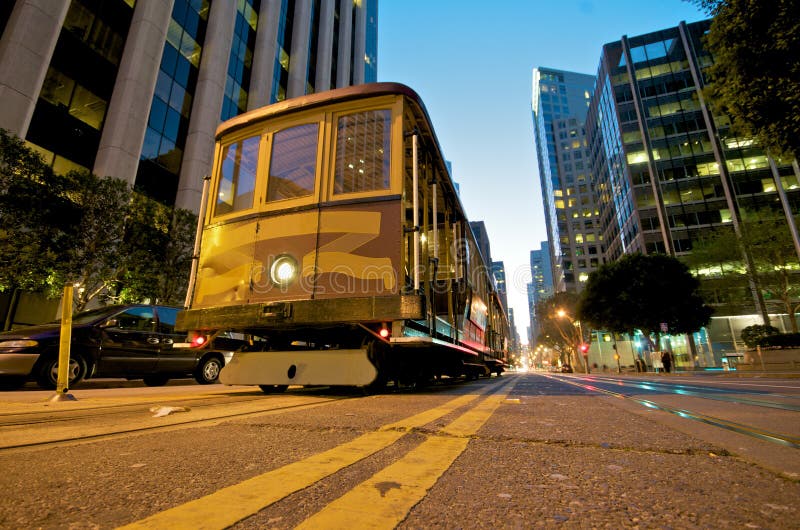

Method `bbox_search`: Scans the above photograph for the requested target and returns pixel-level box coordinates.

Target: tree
[0,129,196,317]
[578,254,712,353]
[683,209,800,331]
[689,0,800,160]
[56,170,133,312]
[0,129,75,293]
[535,291,586,371]
[117,194,196,306]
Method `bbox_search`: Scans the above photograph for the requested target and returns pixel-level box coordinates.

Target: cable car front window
[334,109,391,195]
[266,122,319,202]
[215,135,259,216]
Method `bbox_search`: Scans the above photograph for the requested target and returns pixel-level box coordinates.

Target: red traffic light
[579,343,589,354]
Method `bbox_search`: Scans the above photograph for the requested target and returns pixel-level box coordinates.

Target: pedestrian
[661,351,672,373]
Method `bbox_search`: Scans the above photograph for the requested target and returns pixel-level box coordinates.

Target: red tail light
[190,335,207,348]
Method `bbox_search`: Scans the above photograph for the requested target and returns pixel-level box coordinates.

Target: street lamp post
[556,308,589,374]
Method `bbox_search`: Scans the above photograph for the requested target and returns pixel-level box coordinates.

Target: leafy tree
[578,254,712,352]
[56,170,133,311]
[117,194,196,306]
[0,129,75,293]
[683,209,800,331]
[689,0,800,160]
[0,129,196,317]
[535,291,587,371]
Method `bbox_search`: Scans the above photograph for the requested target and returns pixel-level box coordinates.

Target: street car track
[543,373,800,449]
[573,374,800,411]
[0,393,354,453]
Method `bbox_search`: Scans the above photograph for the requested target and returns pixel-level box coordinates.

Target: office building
[532,67,603,293]
[491,260,508,313]
[469,220,492,265]
[0,0,378,212]
[585,19,800,357]
[528,242,554,345]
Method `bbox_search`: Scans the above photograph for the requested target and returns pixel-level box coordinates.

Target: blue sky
[377,0,709,343]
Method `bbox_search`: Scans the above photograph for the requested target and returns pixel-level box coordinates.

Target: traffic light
[579,343,589,354]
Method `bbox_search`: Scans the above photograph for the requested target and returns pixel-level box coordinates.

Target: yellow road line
[295,380,516,529]
[118,388,493,529]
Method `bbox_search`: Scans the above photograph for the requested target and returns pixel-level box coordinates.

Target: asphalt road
[0,372,798,529]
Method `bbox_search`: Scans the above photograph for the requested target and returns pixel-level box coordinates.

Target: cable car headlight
[270,255,298,286]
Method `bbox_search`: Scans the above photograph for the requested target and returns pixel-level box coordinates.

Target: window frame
[209,129,265,221]
[324,97,403,202]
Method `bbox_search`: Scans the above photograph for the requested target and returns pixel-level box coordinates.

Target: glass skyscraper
[586,20,798,272]
[0,0,378,213]
[585,19,800,358]
[532,67,601,293]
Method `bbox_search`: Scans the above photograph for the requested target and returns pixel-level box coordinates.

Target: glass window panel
[40,68,74,107]
[169,82,188,114]
[141,128,161,160]
[174,56,191,87]
[334,110,391,194]
[69,85,107,129]
[155,69,172,101]
[148,97,167,131]
[267,123,319,202]
[163,107,181,142]
[216,135,259,216]
[161,44,178,77]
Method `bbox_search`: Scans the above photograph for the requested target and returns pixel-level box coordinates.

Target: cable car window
[267,122,319,202]
[215,135,259,216]
[334,109,391,194]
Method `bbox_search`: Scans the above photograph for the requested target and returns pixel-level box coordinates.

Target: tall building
[528,242,554,345]
[469,220,492,265]
[532,67,603,293]
[0,0,378,212]
[491,260,508,314]
[585,19,800,355]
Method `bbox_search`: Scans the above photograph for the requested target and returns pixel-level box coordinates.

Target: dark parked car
[0,304,233,389]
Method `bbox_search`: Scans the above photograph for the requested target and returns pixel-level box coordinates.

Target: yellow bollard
[50,285,77,402]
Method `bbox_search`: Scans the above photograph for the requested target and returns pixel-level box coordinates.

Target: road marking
[295,380,516,529]
[118,385,500,529]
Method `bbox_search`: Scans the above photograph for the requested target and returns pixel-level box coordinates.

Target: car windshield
[47,306,128,325]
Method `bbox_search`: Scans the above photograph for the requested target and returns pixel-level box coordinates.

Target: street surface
[0,372,798,529]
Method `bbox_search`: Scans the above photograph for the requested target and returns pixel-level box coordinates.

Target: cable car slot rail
[543,373,800,449]
[0,394,353,453]
[571,374,800,412]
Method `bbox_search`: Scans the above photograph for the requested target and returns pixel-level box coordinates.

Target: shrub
[757,333,800,349]
[741,324,780,348]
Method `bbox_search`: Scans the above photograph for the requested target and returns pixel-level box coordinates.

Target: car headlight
[0,340,38,348]
[269,255,298,286]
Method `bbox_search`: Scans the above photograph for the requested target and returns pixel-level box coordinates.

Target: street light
[556,308,589,374]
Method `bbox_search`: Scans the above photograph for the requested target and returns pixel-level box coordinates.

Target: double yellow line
[120,379,516,529]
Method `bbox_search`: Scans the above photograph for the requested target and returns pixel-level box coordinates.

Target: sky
[377,0,709,344]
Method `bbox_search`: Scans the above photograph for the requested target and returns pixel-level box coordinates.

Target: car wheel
[194,355,223,385]
[143,375,169,386]
[35,353,88,390]
[259,384,288,394]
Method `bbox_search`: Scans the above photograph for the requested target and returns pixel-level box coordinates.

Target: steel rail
[543,374,800,449]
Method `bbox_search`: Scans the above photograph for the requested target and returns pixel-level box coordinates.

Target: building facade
[469,220,492,265]
[531,67,602,293]
[584,19,800,361]
[587,20,799,281]
[0,0,378,213]
[528,241,554,345]
[491,260,508,314]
